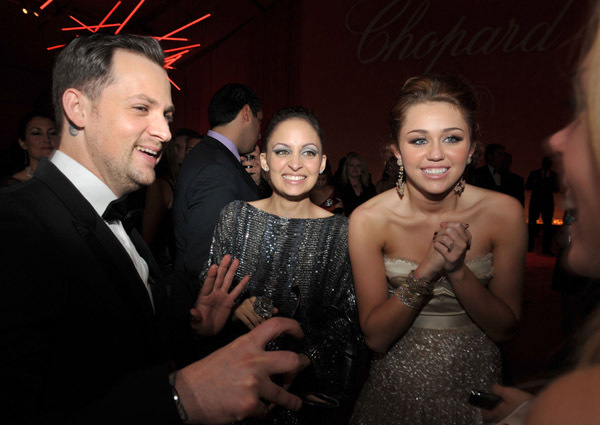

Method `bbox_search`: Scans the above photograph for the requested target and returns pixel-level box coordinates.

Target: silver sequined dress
[350,254,501,425]
[204,201,363,425]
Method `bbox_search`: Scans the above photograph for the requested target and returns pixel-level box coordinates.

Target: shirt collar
[207,129,241,161]
[50,150,118,217]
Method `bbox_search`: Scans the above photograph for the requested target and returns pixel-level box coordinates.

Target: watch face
[325,199,333,207]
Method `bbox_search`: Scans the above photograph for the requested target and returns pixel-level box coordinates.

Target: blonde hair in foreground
[586,1,600,169]
[576,0,600,367]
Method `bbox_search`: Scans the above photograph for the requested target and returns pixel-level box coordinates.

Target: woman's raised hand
[190,254,249,336]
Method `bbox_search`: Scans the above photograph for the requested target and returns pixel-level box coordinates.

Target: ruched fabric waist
[412,313,474,329]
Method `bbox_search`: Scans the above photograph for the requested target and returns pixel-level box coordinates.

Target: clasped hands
[421,221,471,277]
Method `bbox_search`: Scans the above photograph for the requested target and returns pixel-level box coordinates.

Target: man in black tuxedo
[172,83,263,328]
[0,33,302,424]
[470,143,507,192]
[500,152,525,206]
[526,156,560,253]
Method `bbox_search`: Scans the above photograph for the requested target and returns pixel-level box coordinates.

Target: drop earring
[454,156,471,196]
[453,177,465,196]
[396,157,405,198]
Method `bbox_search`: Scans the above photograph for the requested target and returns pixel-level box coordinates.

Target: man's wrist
[169,372,189,423]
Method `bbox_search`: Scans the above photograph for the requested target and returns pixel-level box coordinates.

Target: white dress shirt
[50,150,153,309]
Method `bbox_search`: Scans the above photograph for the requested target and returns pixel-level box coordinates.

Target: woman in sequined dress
[349,74,527,425]
[201,106,364,425]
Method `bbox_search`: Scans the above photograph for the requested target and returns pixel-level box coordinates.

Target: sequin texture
[350,256,501,425]
[204,201,365,425]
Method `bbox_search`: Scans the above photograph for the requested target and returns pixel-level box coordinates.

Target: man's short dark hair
[208,83,261,128]
[484,143,505,163]
[174,128,202,139]
[52,33,165,133]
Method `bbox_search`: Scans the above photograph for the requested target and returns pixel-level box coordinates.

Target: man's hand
[190,254,249,337]
[173,318,304,424]
[241,145,261,186]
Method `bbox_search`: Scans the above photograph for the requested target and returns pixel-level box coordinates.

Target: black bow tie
[102,195,138,232]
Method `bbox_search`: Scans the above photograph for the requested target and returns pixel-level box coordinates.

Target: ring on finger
[253,296,273,320]
[447,244,454,253]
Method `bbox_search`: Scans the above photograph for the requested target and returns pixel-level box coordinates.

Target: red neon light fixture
[46,2,209,90]
[155,14,211,41]
[40,0,54,10]
[114,0,145,35]
[164,44,201,53]
[167,76,181,91]
[62,23,121,32]
[96,1,122,33]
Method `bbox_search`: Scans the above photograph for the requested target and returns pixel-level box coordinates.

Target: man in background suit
[500,152,525,206]
[0,33,302,424]
[172,83,263,331]
[470,143,507,192]
[526,156,560,253]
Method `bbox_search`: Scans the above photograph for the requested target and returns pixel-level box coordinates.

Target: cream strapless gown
[351,254,501,425]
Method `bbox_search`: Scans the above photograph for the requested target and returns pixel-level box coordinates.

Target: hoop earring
[454,176,465,196]
[396,157,405,198]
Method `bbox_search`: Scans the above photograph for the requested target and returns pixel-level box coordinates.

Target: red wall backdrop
[167,0,585,185]
[0,0,589,218]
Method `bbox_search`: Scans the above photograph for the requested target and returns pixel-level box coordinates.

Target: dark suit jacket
[526,168,559,207]
[470,165,525,205]
[173,135,259,305]
[0,159,181,424]
[470,165,501,192]
[502,171,525,206]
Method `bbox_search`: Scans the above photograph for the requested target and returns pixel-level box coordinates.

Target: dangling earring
[454,155,471,196]
[396,157,405,198]
[453,177,465,196]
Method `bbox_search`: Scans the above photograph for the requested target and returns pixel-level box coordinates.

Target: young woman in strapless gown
[348,74,527,425]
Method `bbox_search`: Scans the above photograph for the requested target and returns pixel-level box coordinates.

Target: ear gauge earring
[68,123,79,137]
[396,157,405,198]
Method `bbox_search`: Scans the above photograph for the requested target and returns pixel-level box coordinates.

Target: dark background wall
[0,0,589,218]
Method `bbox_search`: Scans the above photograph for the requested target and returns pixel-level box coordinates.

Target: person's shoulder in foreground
[525,365,600,425]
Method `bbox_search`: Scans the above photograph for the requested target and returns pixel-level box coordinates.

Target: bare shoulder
[466,184,524,224]
[526,365,600,424]
[349,190,396,226]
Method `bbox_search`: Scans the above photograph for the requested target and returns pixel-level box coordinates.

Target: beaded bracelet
[393,270,433,309]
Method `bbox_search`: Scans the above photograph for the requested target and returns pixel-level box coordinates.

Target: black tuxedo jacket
[470,165,502,192]
[173,135,258,308]
[526,168,559,207]
[0,159,181,424]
